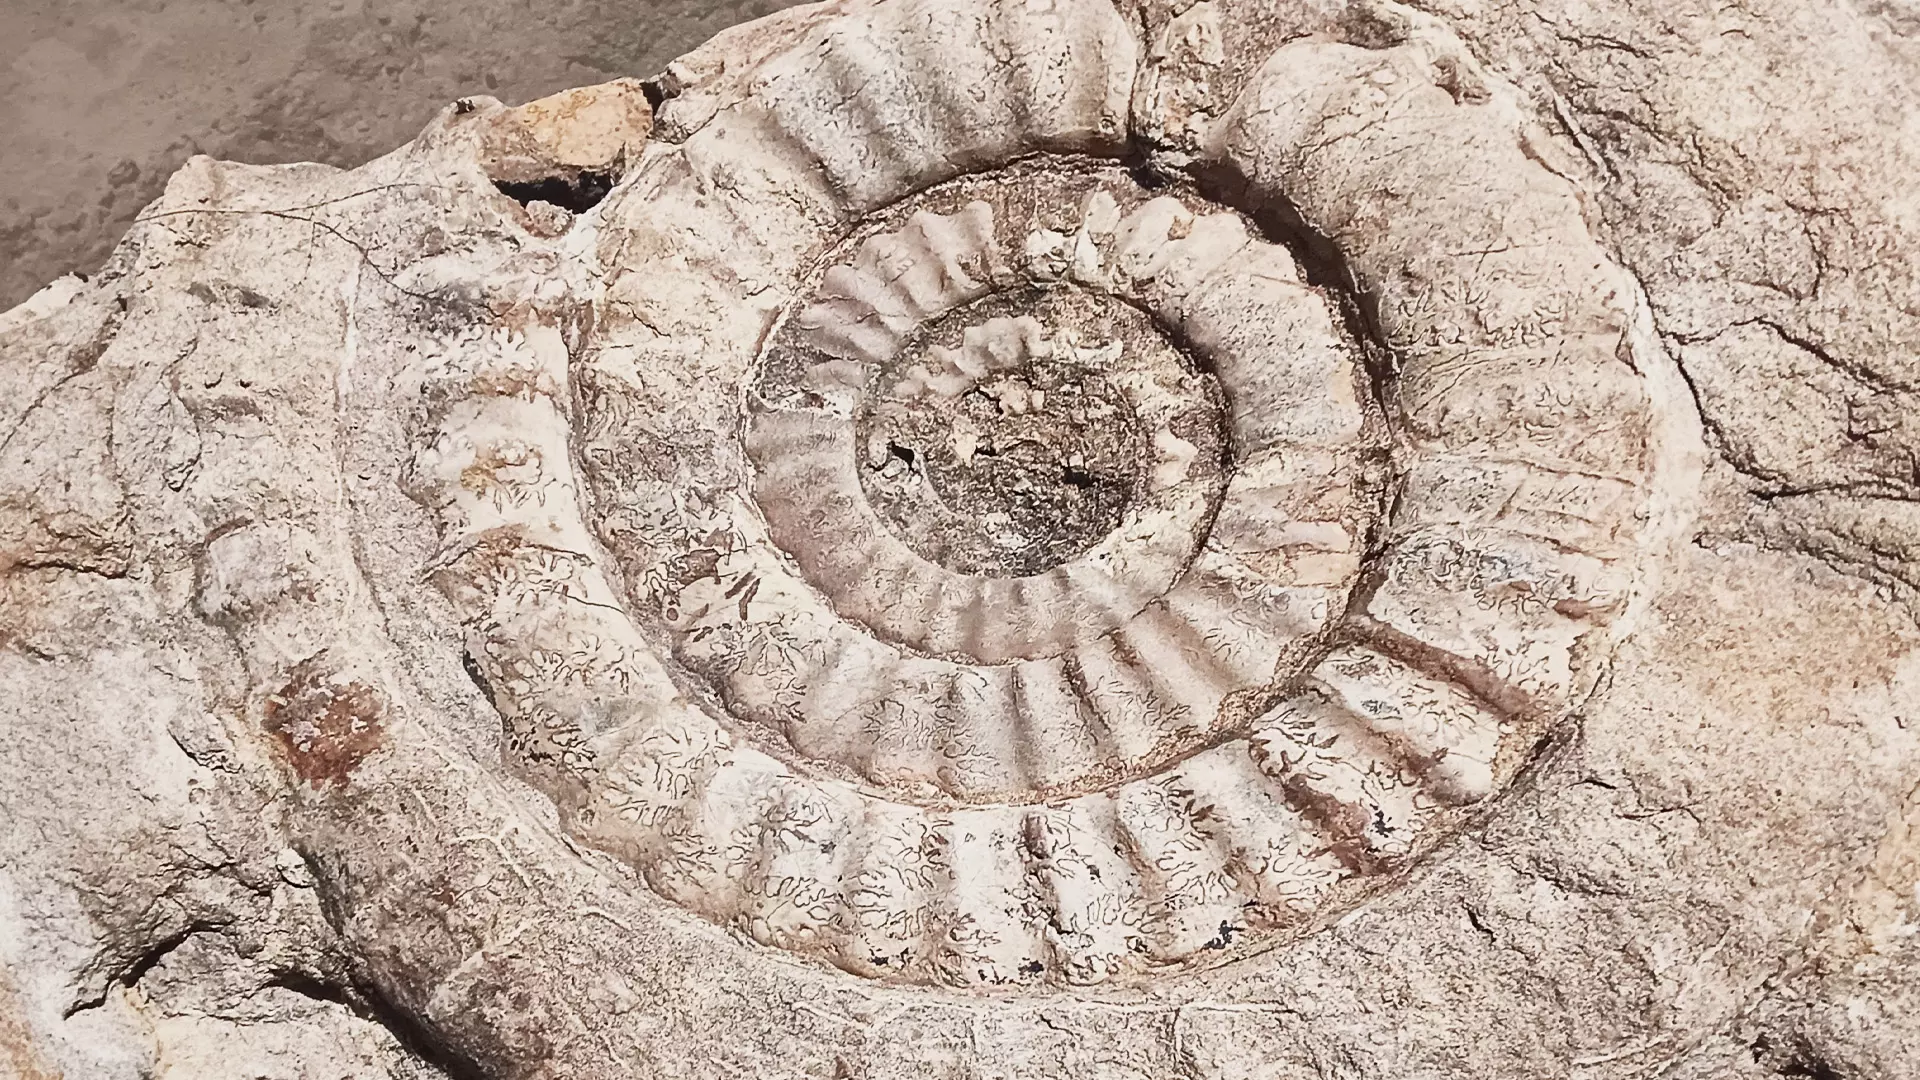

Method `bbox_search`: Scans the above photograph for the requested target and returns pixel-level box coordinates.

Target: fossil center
[856,286,1223,577]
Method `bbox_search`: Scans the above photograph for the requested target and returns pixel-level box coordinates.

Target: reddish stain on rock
[265,660,387,788]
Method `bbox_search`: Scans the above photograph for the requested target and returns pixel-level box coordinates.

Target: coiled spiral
[404,0,1653,988]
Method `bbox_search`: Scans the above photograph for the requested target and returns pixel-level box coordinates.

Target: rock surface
[1,0,1917,1077]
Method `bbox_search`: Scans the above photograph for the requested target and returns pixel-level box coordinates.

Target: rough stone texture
[2,0,1917,1077]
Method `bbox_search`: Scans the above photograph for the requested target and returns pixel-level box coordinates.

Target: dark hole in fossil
[1751,1035,1844,1080]
[493,170,616,213]
[1127,159,1171,190]
[1781,1059,1842,1080]
[1202,920,1243,950]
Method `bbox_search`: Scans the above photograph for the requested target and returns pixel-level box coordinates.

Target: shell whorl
[403,0,1655,989]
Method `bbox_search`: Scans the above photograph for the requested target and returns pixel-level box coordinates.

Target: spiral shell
[403,0,1653,988]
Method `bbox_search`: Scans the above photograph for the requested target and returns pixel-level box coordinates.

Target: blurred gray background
[0,0,796,310]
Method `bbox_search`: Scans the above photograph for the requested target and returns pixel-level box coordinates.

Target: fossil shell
[400,0,1655,989]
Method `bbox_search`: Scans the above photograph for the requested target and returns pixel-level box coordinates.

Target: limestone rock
[2,2,1917,1077]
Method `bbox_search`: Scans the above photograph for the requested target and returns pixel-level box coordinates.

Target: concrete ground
[0,0,793,310]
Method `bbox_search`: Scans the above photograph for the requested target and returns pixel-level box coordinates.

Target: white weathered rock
[2,1,1917,1077]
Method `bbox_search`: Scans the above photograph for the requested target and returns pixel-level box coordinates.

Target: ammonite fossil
[26,0,1920,1072]
[399,0,1656,990]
